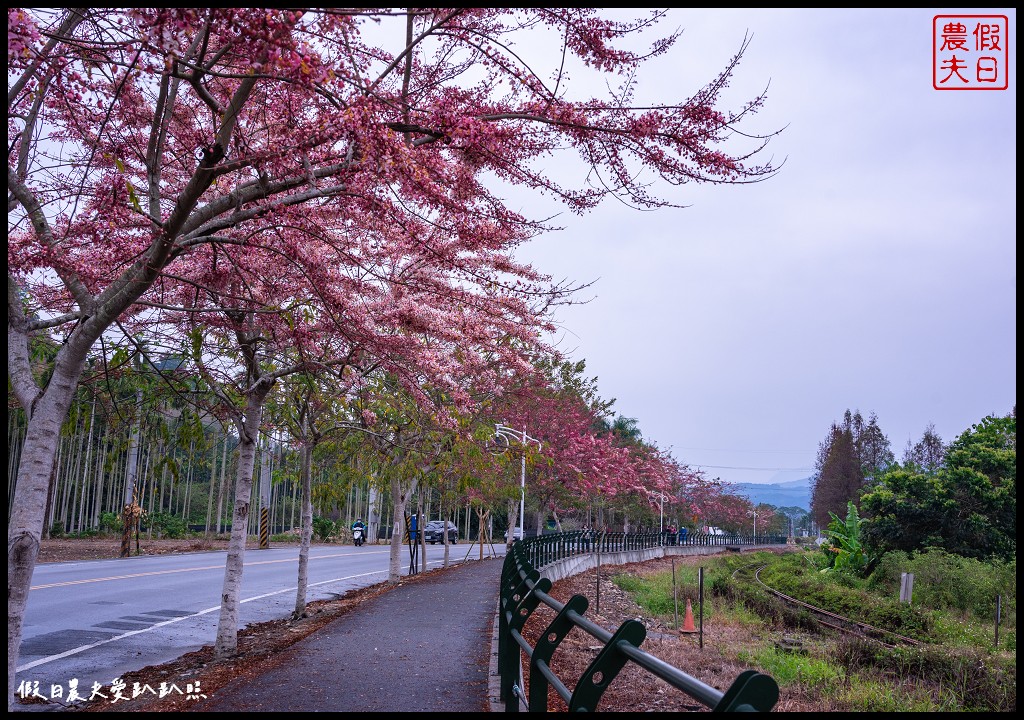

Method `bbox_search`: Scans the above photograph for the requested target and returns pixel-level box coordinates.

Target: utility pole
[519,427,526,536]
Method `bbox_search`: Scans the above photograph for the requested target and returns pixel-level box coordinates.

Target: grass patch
[725,599,767,628]
[932,613,1003,648]
[606,551,1015,712]
[613,569,720,621]
[739,646,842,690]
[838,675,953,712]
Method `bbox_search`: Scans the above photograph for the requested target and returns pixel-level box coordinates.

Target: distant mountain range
[729,476,812,511]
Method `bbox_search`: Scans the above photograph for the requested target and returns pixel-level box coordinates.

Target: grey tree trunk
[506,497,520,551]
[387,475,418,584]
[293,426,313,618]
[164,446,174,517]
[75,399,95,534]
[213,381,272,658]
[52,431,67,533]
[289,456,298,531]
[8,339,93,707]
[91,429,109,528]
[66,418,86,533]
[368,483,380,545]
[440,500,451,568]
[475,507,491,560]
[418,499,428,573]
[182,440,195,524]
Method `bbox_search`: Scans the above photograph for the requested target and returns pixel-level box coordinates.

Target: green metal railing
[517,529,788,568]
[497,531,781,712]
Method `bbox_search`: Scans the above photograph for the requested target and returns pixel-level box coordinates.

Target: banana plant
[821,501,871,574]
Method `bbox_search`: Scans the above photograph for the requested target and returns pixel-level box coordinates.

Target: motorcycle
[353,527,365,546]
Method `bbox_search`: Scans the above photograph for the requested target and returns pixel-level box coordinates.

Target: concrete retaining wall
[539,544,790,584]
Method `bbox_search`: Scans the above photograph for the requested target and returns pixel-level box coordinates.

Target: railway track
[732,563,922,648]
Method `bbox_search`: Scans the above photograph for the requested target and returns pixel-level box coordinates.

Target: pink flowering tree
[491,358,739,534]
[344,372,499,582]
[8,7,778,698]
[489,356,657,534]
[136,189,556,654]
[669,471,739,532]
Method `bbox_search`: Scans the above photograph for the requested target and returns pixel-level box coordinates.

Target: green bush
[146,512,188,539]
[913,549,1014,617]
[312,515,336,542]
[870,548,1016,619]
[757,552,933,639]
[1001,627,1015,651]
[99,511,123,535]
[866,550,911,594]
[860,598,934,638]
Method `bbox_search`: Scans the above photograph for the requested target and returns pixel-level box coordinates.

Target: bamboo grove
[6,351,500,543]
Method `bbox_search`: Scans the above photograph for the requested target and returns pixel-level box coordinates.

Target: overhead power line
[675,446,815,454]
[694,465,814,472]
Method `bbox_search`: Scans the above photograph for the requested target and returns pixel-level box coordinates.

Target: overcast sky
[506,8,1016,485]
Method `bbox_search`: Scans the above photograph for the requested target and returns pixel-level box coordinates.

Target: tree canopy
[8,8,780,702]
[810,409,894,528]
[861,410,1016,562]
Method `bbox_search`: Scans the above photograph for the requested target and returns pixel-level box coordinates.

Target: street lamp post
[495,423,541,538]
[749,509,758,546]
[518,430,526,534]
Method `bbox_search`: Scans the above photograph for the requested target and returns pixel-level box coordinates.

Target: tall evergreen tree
[857,411,895,483]
[811,426,863,529]
[902,422,947,473]
[814,409,893,499]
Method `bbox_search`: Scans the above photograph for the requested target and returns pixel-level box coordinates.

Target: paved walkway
[192,556,505,712]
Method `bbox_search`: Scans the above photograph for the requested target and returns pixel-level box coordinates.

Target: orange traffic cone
[680,598,697,633]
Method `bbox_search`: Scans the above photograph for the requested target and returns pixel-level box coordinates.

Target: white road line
[29,550,371,590]
[18,558,450,672]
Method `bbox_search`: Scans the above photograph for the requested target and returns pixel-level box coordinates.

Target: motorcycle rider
[351,518,367,546]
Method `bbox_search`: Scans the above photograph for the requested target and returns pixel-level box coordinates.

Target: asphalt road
[17,540,503,703]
